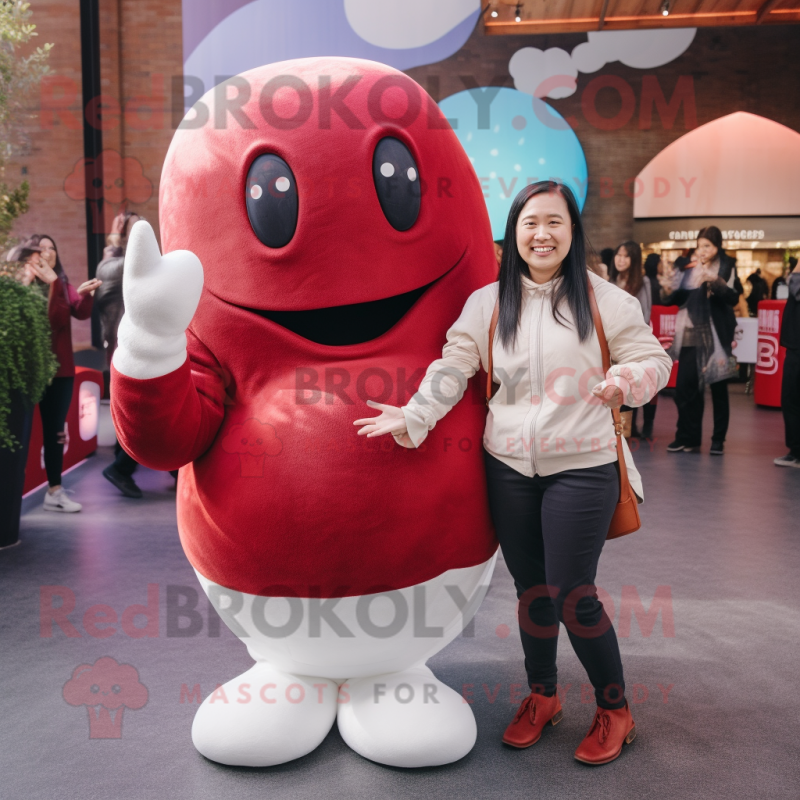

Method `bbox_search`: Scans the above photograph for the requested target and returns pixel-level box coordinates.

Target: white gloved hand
[113,221,204,380]
[353,400,413,446]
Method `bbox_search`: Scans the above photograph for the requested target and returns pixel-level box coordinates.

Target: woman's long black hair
[497,180,593,349]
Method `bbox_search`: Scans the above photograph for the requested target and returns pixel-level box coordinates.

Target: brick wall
[9,0,182,347]
[9,9,800,347]
[406,23,800,251]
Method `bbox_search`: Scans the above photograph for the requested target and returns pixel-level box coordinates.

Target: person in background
[95,211,145,498]
[660,226,743,455]
[746,268,768,317]
[775,258,800,467]
[610,241,656,438]
[587,250,609,280]
[610,241,651,323]
[599,247,614,276]
[772,257,796,300]
[23,235,102,511]
[644,253,664,309]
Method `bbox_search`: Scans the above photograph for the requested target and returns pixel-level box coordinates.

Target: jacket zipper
[528,293,545,476]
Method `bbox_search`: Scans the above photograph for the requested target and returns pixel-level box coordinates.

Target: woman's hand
[19,263,36,286]
[592,384,624,409]
[353,400,410,441]
[28,259,58,285]
[77,278,103,297]
[697,263,719,284]
[657,334,674,350]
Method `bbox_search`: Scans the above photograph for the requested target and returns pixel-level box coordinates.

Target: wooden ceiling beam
[483,9,800,35]
[756,0,782,23]
[598,0,610,31]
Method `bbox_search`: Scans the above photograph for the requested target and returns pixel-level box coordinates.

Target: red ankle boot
[502,692,563,748]
[574,701,636,765]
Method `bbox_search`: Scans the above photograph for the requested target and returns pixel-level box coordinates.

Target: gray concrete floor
[2,384,799,800]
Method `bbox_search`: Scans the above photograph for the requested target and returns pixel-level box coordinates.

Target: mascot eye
[90,685,100,694]
[245,154,298,248]
[112,685,122,694]
[372,137,420,231]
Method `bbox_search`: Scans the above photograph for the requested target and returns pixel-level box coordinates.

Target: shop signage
[634,216,800,245]
[667,229,766,241]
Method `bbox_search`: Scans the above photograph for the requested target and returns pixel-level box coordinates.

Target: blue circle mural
[438,88,588,240]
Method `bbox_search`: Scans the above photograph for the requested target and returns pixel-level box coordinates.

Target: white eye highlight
[250,184,263,199]
[275,176,291,192]
[380,162,395,178]
[407,167,417,181]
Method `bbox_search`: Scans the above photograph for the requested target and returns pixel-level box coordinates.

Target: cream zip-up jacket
[395,270,673,501]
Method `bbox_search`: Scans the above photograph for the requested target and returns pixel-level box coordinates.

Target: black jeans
[484,453,625,709]
[782,348,800,458]
[113,442,139,477]
[0,391,34,547]
[674,346,729,446]
[38,377,74,487]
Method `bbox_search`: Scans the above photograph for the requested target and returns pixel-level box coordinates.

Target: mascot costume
[111,57,498,768]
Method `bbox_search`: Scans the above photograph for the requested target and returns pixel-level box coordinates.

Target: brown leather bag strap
[587,280,631,504]
[486,297,500,406]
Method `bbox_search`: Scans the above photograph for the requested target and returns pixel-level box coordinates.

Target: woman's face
[614,248,631,273]
[39,238,57,269]
[516,191,573,283]
[696,237,718,264]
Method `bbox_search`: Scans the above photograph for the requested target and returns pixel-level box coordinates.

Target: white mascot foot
[337,665,476,767]
[191,662,338,766]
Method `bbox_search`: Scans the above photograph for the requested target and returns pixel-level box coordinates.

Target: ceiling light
[660,0,670,16]
[490,6,498,17]
[515,2,522,22]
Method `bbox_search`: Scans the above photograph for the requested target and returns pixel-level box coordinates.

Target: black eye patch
[245,154,298,248]
[372,137,420,232]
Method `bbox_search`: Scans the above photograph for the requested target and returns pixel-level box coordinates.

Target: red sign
[754,300,786,407]
[650,305,679,388]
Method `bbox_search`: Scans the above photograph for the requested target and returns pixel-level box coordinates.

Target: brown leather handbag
[485,286,641,540]
[587,281,641,539]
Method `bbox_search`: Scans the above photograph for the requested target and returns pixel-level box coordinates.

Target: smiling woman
[356,179,673,766]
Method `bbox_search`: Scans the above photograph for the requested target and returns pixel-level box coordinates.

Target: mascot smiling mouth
[237,251,465,346]
[251,282,430,346]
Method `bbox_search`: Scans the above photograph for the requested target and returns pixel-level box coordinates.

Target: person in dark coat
[661,226,743,455]
[771,257,796,300]
[746,268,768,316]
[644,253,664,309]
[95,212,144,498]
[775,258,800,467]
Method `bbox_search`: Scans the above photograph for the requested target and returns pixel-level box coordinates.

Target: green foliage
[0,275,57,449]
[0,3,54,449]
[0,2,51,255]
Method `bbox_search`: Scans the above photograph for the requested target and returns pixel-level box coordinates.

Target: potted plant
[0,266,57,547]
